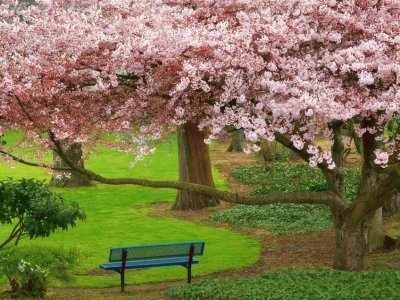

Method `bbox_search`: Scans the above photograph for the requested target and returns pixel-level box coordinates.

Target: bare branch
[0,150,71,171]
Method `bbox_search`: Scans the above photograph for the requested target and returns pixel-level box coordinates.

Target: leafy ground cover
[0,132,260,288]
[212,204,332,235]
[166,268,400,300]
[211,163,360,235]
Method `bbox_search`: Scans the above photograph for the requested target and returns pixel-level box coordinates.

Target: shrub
[0,178,86,250]
[0,245,81,298]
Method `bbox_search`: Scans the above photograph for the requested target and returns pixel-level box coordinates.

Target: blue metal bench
[100,241,205,291]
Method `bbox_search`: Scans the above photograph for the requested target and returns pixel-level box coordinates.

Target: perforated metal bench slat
[100,257,199,271]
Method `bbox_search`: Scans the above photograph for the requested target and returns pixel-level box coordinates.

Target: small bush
[0,178,86,250]
[0,245,81,298]
[166,268,400,300]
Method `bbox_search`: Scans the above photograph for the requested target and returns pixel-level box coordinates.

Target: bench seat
[100,257,199,271]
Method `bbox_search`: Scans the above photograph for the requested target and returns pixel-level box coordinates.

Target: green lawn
[0,132,260,288]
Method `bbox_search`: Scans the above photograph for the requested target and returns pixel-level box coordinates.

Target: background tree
[227,129,245,152]
[1,0,399,271]
[49,143,92,187]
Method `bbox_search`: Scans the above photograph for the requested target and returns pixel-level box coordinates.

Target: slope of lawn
[0,132,260,288]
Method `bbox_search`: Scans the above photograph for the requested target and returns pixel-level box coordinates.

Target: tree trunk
[333,208,376,270]
[172,122,219,210]
[49,143,92,187]
[383,192,400,214]
[260,141,283,162]
[226,130,244,152]
[368,208,384,250]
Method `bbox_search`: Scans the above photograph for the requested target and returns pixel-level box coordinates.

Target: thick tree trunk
[49,143,91,187]
[226,130,244,152]
[172,122,219,210]
[333,209,375,270]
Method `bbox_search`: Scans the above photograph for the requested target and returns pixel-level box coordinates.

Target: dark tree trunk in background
[260,141,278,162]
[226,130,244,152]
[172,122,219,210]
[383,192,400,214]
[330,124,345,168]
[49,143,92,187]
[368,208,384,250]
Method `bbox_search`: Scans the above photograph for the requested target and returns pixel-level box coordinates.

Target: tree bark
[172,122,219,210]
[49,143,91,187]
[333,207,376,271]
[329,122,345,168]
[368,208,384,250]
[226,130,244,152]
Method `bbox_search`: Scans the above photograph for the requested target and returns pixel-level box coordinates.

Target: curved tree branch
[0,150,71,171]
[0,131,347,210]
[46,131,346,210]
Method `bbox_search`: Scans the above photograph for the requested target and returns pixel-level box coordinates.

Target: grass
[211,163,360,235]
[166,268,400,300]
[0,132,260,288]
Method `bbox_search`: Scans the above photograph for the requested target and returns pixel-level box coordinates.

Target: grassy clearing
[211,163,360,235]
[0,132,260,288]
[166,268,400,300]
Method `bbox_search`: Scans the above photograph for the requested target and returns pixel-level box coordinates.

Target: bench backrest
[109,241,205,262]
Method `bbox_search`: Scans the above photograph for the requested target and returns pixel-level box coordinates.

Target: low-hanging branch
[1,141,345,210]
[0,150,71,171]
[51,133,347,209]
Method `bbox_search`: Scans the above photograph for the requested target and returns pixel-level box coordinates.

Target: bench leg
[187,265,192,284]
[120,270,125,292]
[120,249,128,292]
[187,245,194,284]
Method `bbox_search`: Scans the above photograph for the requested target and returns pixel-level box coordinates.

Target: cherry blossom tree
[1,0,400,270]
